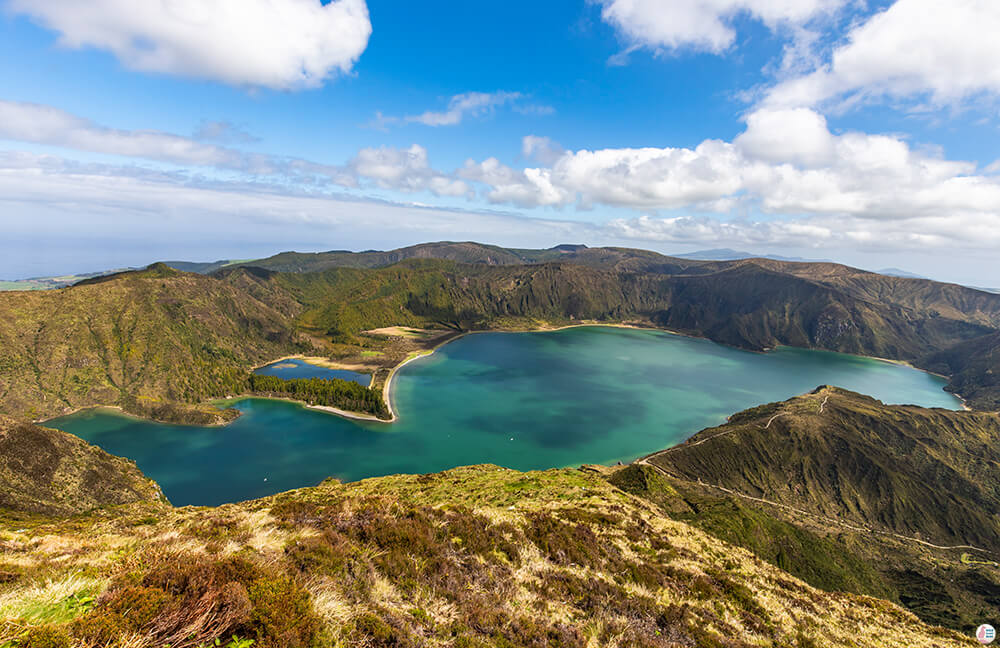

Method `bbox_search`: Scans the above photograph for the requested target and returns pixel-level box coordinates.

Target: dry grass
[0,466,977,648]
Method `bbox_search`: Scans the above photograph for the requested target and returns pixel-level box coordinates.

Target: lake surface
[254,358,370,385]
[48,327,962,506]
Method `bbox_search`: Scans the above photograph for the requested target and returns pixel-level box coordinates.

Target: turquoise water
[48,327,961,506]
[254,358,370,385]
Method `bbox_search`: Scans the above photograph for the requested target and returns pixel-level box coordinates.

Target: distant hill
[878,267,928,280]
[671,248,830,263]
[0,260,251,292]
[4,243,1000,420]
[0,267,138,291]
[160,259,251,274]
[620,387,1000,630]
[230,241,586,272]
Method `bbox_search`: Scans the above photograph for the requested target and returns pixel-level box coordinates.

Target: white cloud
[521,135,565,165]
[460,157,572,207]
[460,107,1000,242]
[733,107,835,167]
[764,0,1000,109]
[371,91,552,129]
[0,99,244,167]
[7,0,372,89]
[595,0,845,55]
[350,145,469,196]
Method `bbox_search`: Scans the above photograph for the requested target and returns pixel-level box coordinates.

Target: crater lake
[47,326,963,506]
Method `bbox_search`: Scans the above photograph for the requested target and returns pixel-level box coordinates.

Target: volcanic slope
[0,264,306,422]
[617,387,1000,630]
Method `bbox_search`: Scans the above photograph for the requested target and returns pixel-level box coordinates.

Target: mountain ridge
[2,245,1000,421]
[619,387,1000,630]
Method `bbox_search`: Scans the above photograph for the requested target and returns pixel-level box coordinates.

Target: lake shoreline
[40,322,969,428]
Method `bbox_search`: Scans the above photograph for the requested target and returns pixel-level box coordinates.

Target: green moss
[10,625,71,648]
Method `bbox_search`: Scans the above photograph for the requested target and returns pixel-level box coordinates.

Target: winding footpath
[634,391,993,558]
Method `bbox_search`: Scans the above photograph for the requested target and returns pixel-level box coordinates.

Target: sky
[1,0,999,286]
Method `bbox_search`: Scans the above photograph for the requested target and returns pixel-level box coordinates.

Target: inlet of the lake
[48,327,962,506]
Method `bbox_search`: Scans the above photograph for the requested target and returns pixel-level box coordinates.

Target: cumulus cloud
[350,145,469,196]
[460,158,572,207]
[733,107,835,167]
[763,0,1000,109]
[371,91,552,129]
[594,0,845,55]
[7,0,372,89]
[460,107,1000,241]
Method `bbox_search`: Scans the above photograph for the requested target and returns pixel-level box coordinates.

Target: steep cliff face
[923,331,1000,410]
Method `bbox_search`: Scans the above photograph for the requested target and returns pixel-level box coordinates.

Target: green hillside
[3,245,1000,422]
[625,387,1000,630]
[0,265,307,422]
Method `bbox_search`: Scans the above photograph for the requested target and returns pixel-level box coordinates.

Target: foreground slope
[622,388,1000,630]
[0,453,974,647]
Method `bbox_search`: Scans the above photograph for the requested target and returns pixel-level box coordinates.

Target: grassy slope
[0,417,166,516]
[0,459,974,647]
[0,265,306,422]
[629,387,1000,630]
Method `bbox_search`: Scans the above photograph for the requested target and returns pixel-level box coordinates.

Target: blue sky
[1,0,999,285]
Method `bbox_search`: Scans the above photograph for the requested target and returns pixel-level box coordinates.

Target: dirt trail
[634,390,992,557]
